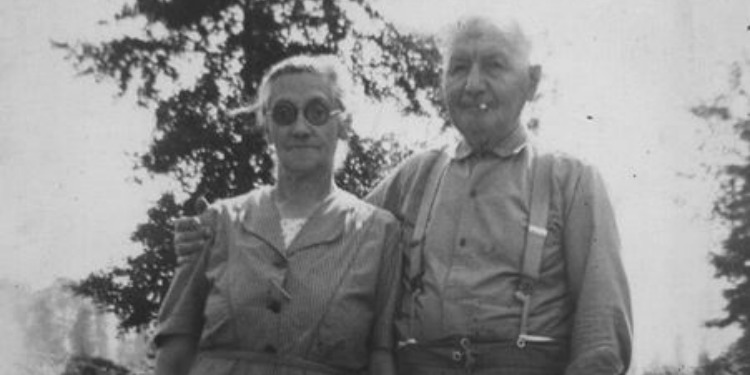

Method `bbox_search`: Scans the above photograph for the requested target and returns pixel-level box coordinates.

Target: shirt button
[469,189,477,198]
[267,300,282,313]
[459,238,466,247]
[273,258,288,268]
[263,344,277,354]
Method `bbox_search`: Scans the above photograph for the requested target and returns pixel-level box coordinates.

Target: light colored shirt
[366,125,632,375]
[156,186,401,375]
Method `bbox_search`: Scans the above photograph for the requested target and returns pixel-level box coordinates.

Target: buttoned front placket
[440,153,498,337]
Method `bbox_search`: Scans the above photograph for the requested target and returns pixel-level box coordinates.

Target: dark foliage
[692,59,750,373]
[57,0,440,331]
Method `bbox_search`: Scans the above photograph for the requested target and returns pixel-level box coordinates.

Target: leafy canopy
[56,0,441,331]
[692,58,750,372]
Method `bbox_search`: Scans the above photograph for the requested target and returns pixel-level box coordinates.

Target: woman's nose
[289,115,312,136]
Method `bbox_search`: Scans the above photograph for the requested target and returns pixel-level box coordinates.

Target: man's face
[442,22,539,149]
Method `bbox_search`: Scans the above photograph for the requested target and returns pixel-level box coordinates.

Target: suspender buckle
[457,337,476,372]
[515,283,533,349]
[516,335,527,349]
[528,224,548,237]
[397,338,418,348]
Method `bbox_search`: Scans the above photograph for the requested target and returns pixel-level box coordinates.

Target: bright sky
[1,0,748,371]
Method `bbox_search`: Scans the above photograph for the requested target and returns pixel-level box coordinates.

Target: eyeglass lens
[271,98,333,126]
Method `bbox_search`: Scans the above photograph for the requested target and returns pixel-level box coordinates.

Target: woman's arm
[154,335,198,375]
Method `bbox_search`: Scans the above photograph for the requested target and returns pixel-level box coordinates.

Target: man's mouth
[462,102,490,112]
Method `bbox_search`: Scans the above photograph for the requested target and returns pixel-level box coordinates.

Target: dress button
[263,344,277,354]
[273,258,287,268]
[267,300,282,313]
[459,238,466,247]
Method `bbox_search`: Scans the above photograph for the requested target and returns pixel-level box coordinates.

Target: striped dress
[156,186,402,375]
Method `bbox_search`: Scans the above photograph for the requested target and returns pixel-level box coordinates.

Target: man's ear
[526,64,542,101]
[337,112,352,140]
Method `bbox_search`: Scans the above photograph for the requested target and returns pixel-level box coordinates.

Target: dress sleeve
[153,207,219,347]
[369,217,403,352]
[563,165,633,375]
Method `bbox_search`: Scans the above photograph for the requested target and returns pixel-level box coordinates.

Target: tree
[692,59,750,373]
[55,0,441,332]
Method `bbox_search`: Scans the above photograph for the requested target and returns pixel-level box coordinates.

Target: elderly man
[175,15,631,375]
[364,16,631,375]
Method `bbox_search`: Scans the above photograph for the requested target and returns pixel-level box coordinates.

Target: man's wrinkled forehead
[442,17,530,62]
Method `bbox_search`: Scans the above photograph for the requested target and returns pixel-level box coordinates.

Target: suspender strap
[402,149,451,286]
[411,150,451,257]
[400,149,451,346]
[515,151,554,348]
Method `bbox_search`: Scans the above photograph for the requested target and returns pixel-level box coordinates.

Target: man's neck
[465,122,520,153]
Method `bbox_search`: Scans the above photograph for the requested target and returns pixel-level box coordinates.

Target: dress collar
[241,186,350,255]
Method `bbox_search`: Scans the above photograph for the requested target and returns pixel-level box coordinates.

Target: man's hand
[173,197,215,265]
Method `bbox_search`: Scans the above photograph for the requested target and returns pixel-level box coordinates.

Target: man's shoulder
[385,147,453,190]
[534,146,598,177]
[533,145,608,197]
[393,148,447,175]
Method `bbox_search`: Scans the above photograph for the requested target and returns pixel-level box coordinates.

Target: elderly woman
[154,55,400,375]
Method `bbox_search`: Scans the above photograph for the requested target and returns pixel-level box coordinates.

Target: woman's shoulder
[334,188,398,227]
[212,186,269,210]
[205,187,272,227]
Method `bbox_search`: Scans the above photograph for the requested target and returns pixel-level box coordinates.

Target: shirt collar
[452,124,530,160]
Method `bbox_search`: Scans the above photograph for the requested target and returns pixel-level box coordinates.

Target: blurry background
[1,0,748,374]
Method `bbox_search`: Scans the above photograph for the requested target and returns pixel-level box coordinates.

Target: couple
[155,15,632,375]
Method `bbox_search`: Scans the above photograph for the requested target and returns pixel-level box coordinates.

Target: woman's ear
[337,112,352,140]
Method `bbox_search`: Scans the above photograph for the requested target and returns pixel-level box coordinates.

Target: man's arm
[563,164,633,375]
[154,335,198,375]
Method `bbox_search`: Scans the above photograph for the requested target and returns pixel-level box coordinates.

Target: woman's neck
[274,168,335,219]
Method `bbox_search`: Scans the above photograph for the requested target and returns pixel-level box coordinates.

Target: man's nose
[465,63,484,94]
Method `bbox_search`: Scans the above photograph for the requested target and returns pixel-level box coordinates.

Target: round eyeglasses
[268,98,342,127]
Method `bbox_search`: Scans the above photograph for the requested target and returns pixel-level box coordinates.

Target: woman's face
[266,72,347,176]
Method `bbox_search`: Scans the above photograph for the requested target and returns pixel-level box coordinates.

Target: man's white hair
[438,15,534,69]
